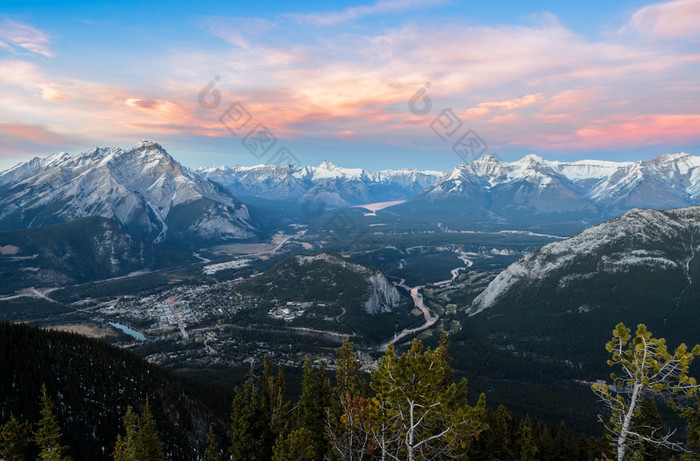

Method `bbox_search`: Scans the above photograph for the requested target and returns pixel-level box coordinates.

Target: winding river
[378,256,473,351]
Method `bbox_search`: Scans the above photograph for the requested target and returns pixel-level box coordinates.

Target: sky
[1,0,700,172]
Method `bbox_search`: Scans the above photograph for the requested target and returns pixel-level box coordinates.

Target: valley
[4,144,700,440]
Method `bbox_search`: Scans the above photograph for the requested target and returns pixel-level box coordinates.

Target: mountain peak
[473,154,502,164]
[131,140,163,151]
[518,154,546,164]
[318,160,338,169]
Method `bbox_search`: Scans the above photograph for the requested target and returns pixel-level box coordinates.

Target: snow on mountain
[410,152,700,217]
[0,141,255,243]
[198,161,443,206]
[469,206,700,315]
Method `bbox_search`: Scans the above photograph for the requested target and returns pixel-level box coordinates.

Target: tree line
[4,324,700,459]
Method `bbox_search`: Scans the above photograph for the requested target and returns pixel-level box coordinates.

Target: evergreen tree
[0,414,31,461]
[679,397,700,460]
[592,323,700,461]
[517,416,538,461]
[334,339,364,396]
[475,405,515,461]
[365,340,486,460]
[296,358,330,460]
[204,424,220,461]
[272,364,291,438]
[112,401,163,461]
[136,398,163,461]
[34,384,72,461]
[328,340,371,460]
[229,377,265,460]
[271,428,316,461]
[630,399,665,460]
[112,406,139,461]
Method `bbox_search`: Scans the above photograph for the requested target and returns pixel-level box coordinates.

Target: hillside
[0,217,195,295]
[465,206,700,373]
[237,252,417,342]
[0,322,232,460]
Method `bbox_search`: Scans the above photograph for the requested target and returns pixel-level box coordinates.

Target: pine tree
[137,398,163,461]
[328,340,371,460]
[113,406,137,460]
[34,384,72,461]
[365,340,486,460]
[517,416,538,461]
[0,414,31,461]
[679,397,700,460]
[271,428,316,461]
[296,358,330,460]
[112,401,163,461]
[477,405,515,461]
[592,323,700,461]
[229,377,265,460]
[204,424,220,461]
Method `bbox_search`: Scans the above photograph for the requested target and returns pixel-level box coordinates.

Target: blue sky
[1,0,699,172]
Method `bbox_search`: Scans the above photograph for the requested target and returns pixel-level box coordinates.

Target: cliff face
[365,272,402,314]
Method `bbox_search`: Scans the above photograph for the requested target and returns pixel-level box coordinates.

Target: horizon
[0,139,696,174]
[1,0,700,171]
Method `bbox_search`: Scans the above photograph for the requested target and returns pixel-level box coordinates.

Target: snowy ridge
[198,161,444,206]
[469,206,700,315]
[0,141,254,243]
[413,152,700,216]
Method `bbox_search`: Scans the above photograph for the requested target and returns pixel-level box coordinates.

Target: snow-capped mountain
[198,161,443,206]
[0,141,255,243]
[470,206,700,315]
[408,153,700,217]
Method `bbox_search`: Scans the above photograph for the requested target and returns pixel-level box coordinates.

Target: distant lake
[108,321,146,341]
[353,200,406,216]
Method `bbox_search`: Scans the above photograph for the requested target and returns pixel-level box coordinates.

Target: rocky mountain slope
[462,205,700,373]
[0,216,195,294]
[236,252,416,342]
[240,252,405,315]
[0,141,255,244]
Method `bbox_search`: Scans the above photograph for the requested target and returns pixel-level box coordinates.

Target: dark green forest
[5,322,700,460]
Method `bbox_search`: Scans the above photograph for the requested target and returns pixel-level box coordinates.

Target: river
[378,256,473,351]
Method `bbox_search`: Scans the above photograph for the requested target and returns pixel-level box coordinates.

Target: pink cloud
[0,60,66,101]
[575,114,700,148]
[289,0,448,26]
[462,93,544,119]
[624,0,700,39]
[0,18,53,57]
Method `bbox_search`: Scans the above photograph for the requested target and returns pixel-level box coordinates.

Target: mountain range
[199,161,443,206]
[394,153,700,226]
[3,143,700,245]
[0,141,255,245]
[199,151,700,231]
